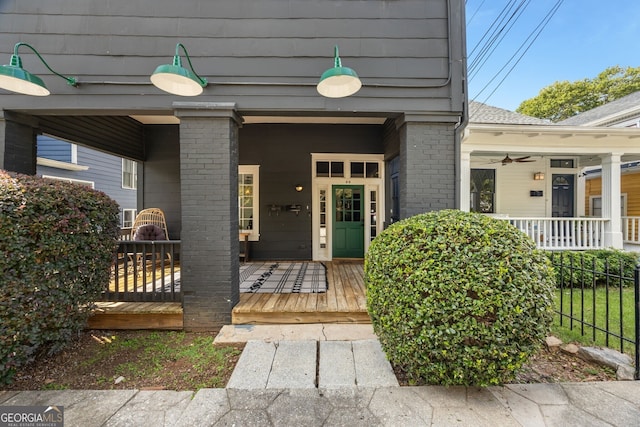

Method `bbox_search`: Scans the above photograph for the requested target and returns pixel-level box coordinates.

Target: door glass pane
[370,190,377,239]
[331,162,344,177]
[317,161,329,177]
[319,189,327,248]
[366,162,379,178]
[351,162,364,178]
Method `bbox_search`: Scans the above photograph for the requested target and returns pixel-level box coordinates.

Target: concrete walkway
[2,324,640,426]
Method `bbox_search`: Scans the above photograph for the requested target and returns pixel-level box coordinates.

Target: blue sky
[466,0,640,111]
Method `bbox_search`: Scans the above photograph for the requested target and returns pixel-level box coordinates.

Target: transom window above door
[315,160,381,179]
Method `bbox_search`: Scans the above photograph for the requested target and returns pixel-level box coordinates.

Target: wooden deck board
[232,260,369,324]
[87,302,183,330]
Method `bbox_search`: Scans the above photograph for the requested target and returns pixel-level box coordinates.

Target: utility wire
[472,0,565,105]
[468,0,532,80]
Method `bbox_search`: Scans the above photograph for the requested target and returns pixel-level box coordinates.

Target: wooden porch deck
[88,260,370,329]
[232,260,370,324]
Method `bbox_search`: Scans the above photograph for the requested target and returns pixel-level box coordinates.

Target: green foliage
[516,66,640,122]
[365,210,555,386]
[547,249,639,288]
[0,171,120,384]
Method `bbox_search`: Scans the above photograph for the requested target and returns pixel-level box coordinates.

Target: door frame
[332,184,366,258]
[311,153,385,261]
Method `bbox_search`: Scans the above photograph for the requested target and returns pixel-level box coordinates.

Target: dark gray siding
[142,125,182,239]
[240,123,384,260]
[142,123,384,259]
[0,0,465,118]
[36,136,137,218]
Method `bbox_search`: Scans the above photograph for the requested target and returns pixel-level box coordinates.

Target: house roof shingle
[469,101,550,125]
[557,90,640,126]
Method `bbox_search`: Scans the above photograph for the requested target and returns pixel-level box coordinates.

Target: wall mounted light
[295,184,303,192]
[317,45,361,98]
[0,42,78,96]
[150,43,207,96]
[533,172,545,181]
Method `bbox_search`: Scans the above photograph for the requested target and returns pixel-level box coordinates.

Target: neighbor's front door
[552,174,574,217]
[332,185,364,258]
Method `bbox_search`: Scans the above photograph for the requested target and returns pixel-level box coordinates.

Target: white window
[122,209,137,228]
[239,165,260,241]
[589,194,627,217]
[122,159,137,189]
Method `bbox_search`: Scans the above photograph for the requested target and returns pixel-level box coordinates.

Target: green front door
[332,185,365,258]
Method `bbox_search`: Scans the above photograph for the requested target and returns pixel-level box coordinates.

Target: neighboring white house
[461,101,640,250]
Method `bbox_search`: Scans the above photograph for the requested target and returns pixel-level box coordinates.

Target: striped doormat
[239,262,328,293]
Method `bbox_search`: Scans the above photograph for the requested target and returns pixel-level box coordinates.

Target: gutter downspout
[454,0,469,210]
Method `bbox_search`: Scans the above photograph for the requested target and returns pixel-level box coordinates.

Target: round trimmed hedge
[365,209,555,386]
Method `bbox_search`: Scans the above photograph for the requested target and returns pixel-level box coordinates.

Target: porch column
[396,116,456,218]
[601,153,623,249]
[174,102,242,330]
[0,112,38,174]
[459,149,471,212]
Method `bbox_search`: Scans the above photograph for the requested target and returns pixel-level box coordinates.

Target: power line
[472,0,565,105]
[469,0,532,80]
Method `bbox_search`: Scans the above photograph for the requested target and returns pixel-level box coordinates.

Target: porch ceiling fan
[494,154,536,166]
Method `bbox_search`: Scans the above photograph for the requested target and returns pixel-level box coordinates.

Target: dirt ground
[3,330,617,391]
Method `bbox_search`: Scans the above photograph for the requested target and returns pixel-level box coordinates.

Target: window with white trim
[122,209,137,228]
[589,194,627,217]
[239,165,260,241]
[122,159,137,189]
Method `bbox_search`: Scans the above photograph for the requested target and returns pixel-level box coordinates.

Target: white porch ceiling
[464,124,640,166]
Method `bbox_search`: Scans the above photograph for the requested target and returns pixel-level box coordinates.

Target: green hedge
[365,210,555,386]
[547,249,639,288]
[0,171,120,384]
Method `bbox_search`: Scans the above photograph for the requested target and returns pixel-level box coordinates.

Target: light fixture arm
[174,43,207,87]
[332,45,342,68]
[12,42,78,87]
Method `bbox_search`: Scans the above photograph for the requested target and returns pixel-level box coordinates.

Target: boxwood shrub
[365,209,555,386]
[547,249,639,288]
[0,171,120,384]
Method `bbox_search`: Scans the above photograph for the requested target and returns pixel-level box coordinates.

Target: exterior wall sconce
[317,45,361,98]
[150,43,208,96]
[533,172,545,181]
[295,184,303,192]
[0,42,78,96]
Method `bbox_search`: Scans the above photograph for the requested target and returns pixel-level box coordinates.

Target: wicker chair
[131,208,169,241]
[130,208,171,274]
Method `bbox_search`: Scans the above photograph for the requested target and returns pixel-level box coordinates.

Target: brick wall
[176,103,241,330]
[399,122,456,218]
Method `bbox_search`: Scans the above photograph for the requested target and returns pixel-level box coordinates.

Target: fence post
[635,259,640,380]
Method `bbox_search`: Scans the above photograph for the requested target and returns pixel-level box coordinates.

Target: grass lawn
[552,287,637,356]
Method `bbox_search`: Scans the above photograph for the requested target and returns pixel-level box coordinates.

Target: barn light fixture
[150,43,208,96]
[317,45,361,98]
[0,42,77,96]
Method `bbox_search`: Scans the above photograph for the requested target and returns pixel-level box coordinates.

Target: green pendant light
[317,45,362,98]
[151,43,208,96]
[0,42,77,96]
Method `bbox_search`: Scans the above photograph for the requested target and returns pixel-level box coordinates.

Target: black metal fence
[104,240,181,302]
[548,251,639,379]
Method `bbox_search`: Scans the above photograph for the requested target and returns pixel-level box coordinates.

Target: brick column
[396,117,456,218]
[1,112,38,174]
[174,102,242,330]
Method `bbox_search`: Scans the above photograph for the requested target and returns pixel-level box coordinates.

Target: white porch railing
[502,217,608,250]
[622,216,640,244]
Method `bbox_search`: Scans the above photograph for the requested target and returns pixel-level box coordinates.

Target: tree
[516,66,640,122]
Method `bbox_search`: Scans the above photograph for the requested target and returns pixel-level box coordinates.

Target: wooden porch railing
[106,240,181,302]
[622,216,640,244]
[503,217,608,250]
